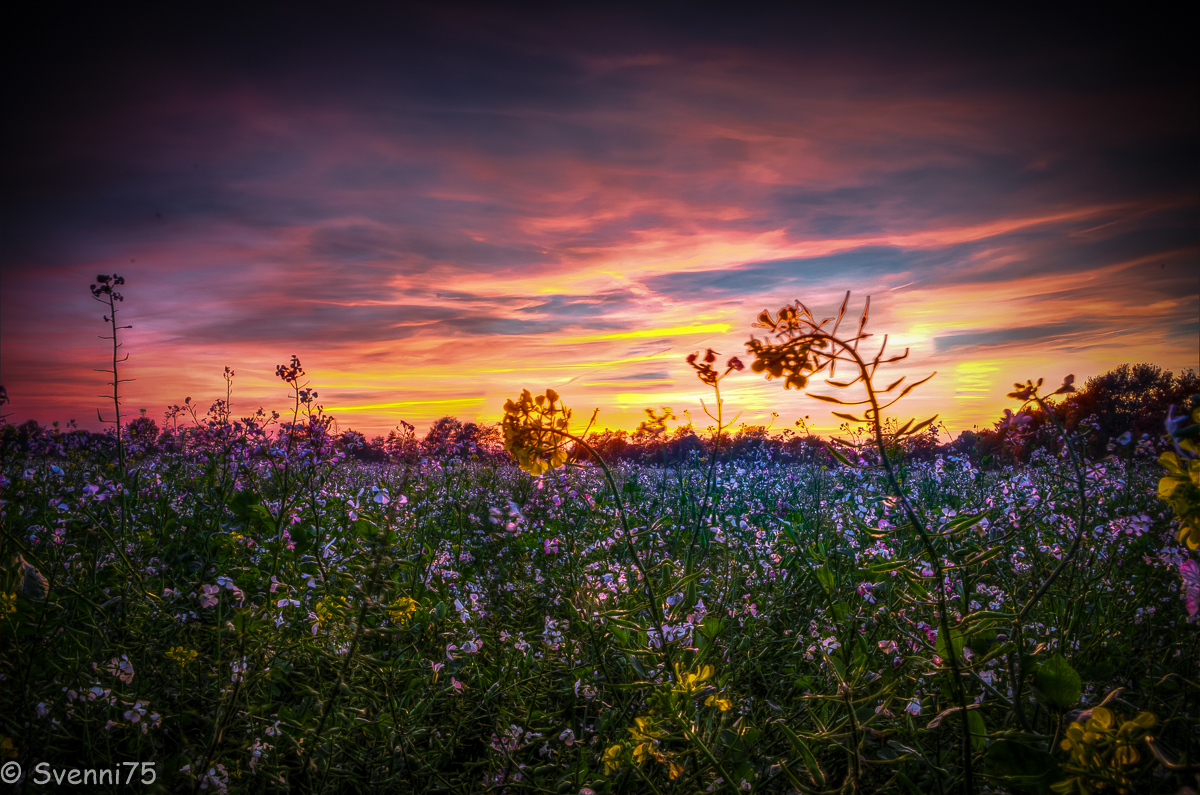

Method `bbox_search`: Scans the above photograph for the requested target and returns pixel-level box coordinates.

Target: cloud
[1,6,1195,435]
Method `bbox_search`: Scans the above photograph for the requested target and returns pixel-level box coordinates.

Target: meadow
[2,291,1198,795]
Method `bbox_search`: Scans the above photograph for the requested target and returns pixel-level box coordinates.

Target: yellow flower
[1057,705,1156,794]
[602,744,624,775]
[632,740,655,765]
[673,663,713,695]
[388,596,419,623]
[1158,450,1200,549]
[0,734,17,759]
[166,646,199,667]
[501,389,573,475]
[1,592,16,616]
[315,595,348,624]
[705,693,733,711]
[628,716,664,743]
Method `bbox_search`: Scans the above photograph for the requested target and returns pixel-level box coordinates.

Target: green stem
[830,338,975,795]
[561,432,671,664]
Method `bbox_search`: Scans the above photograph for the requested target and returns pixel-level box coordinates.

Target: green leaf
[775,722,825,787]
[985,740,1064,794]
[815,567,835,593]
[699,615,725,640]
[1032,654,1082,711]
[826,447,857,468]
[967,708,987,751]
[935,628,965,661]
[890,771,923,795]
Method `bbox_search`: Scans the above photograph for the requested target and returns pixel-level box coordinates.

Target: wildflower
[1055,706,1156,794]
[388,596,419,623]
[687,349,743,386]
[105,655,135,684]
[558,728,575,746]
[501,389,573,475]
[198,763,229,793]
[673,663,714,695]
[314,595,347,625]
[230,657,248,682]
[628,716,664,763]
[602,744,624,775]
[123,700,148,723]
[1181,559,1200,616]
[198,584,220,609]
[0,735,17,759]
[1159,443,1200,549]
[905,697,921,716]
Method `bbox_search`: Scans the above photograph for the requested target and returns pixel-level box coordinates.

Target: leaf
[985,740,1065,794]
[968,708,987,751]
[907,415,938,435]
[1032,654,1082,711]
[815,567,835,593]
[926,702,980,729]
[808,393,851,404]
[935,629,965,661]
[699,615,725,640]
[827,447,856,468]
[775,722,825,787]
[831,412,865,423]
[890,771,923,795]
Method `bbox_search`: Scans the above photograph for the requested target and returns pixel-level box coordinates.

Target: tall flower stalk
[90,274,132,472]
[501,389,670,654]
[744,293,979,793]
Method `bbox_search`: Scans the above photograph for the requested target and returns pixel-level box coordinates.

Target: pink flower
[1181,559,1200,616]
[198,584,220,609]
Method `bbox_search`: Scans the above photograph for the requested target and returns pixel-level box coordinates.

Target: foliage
[0,291,1197,794]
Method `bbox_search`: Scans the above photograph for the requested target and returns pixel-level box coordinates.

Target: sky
[2,4,1196,440]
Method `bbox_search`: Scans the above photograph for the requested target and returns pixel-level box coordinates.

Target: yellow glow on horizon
[953,360,1002,400]
[328,397,485,413]
[559,323,730,343]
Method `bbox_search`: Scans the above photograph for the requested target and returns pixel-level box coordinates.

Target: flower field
[2,296,1197,794]
[2,413,1196,794]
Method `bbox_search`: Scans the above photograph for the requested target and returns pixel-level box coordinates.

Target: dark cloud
[641,247,921,301]
[515,292,639,318]
[932,322,1103,353]
[0,4,1194,433]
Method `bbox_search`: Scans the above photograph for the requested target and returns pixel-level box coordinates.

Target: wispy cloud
[1,7,1195,435]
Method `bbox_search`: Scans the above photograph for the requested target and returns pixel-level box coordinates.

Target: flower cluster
[686,349,743,387]
[387,596,419,624]
[1053,706,1156,794]
[604,664,737,782]
[501,389,572,475]
[1158,399,1200,548]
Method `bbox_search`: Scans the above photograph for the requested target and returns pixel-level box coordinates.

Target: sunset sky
[2,6,1196,440]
